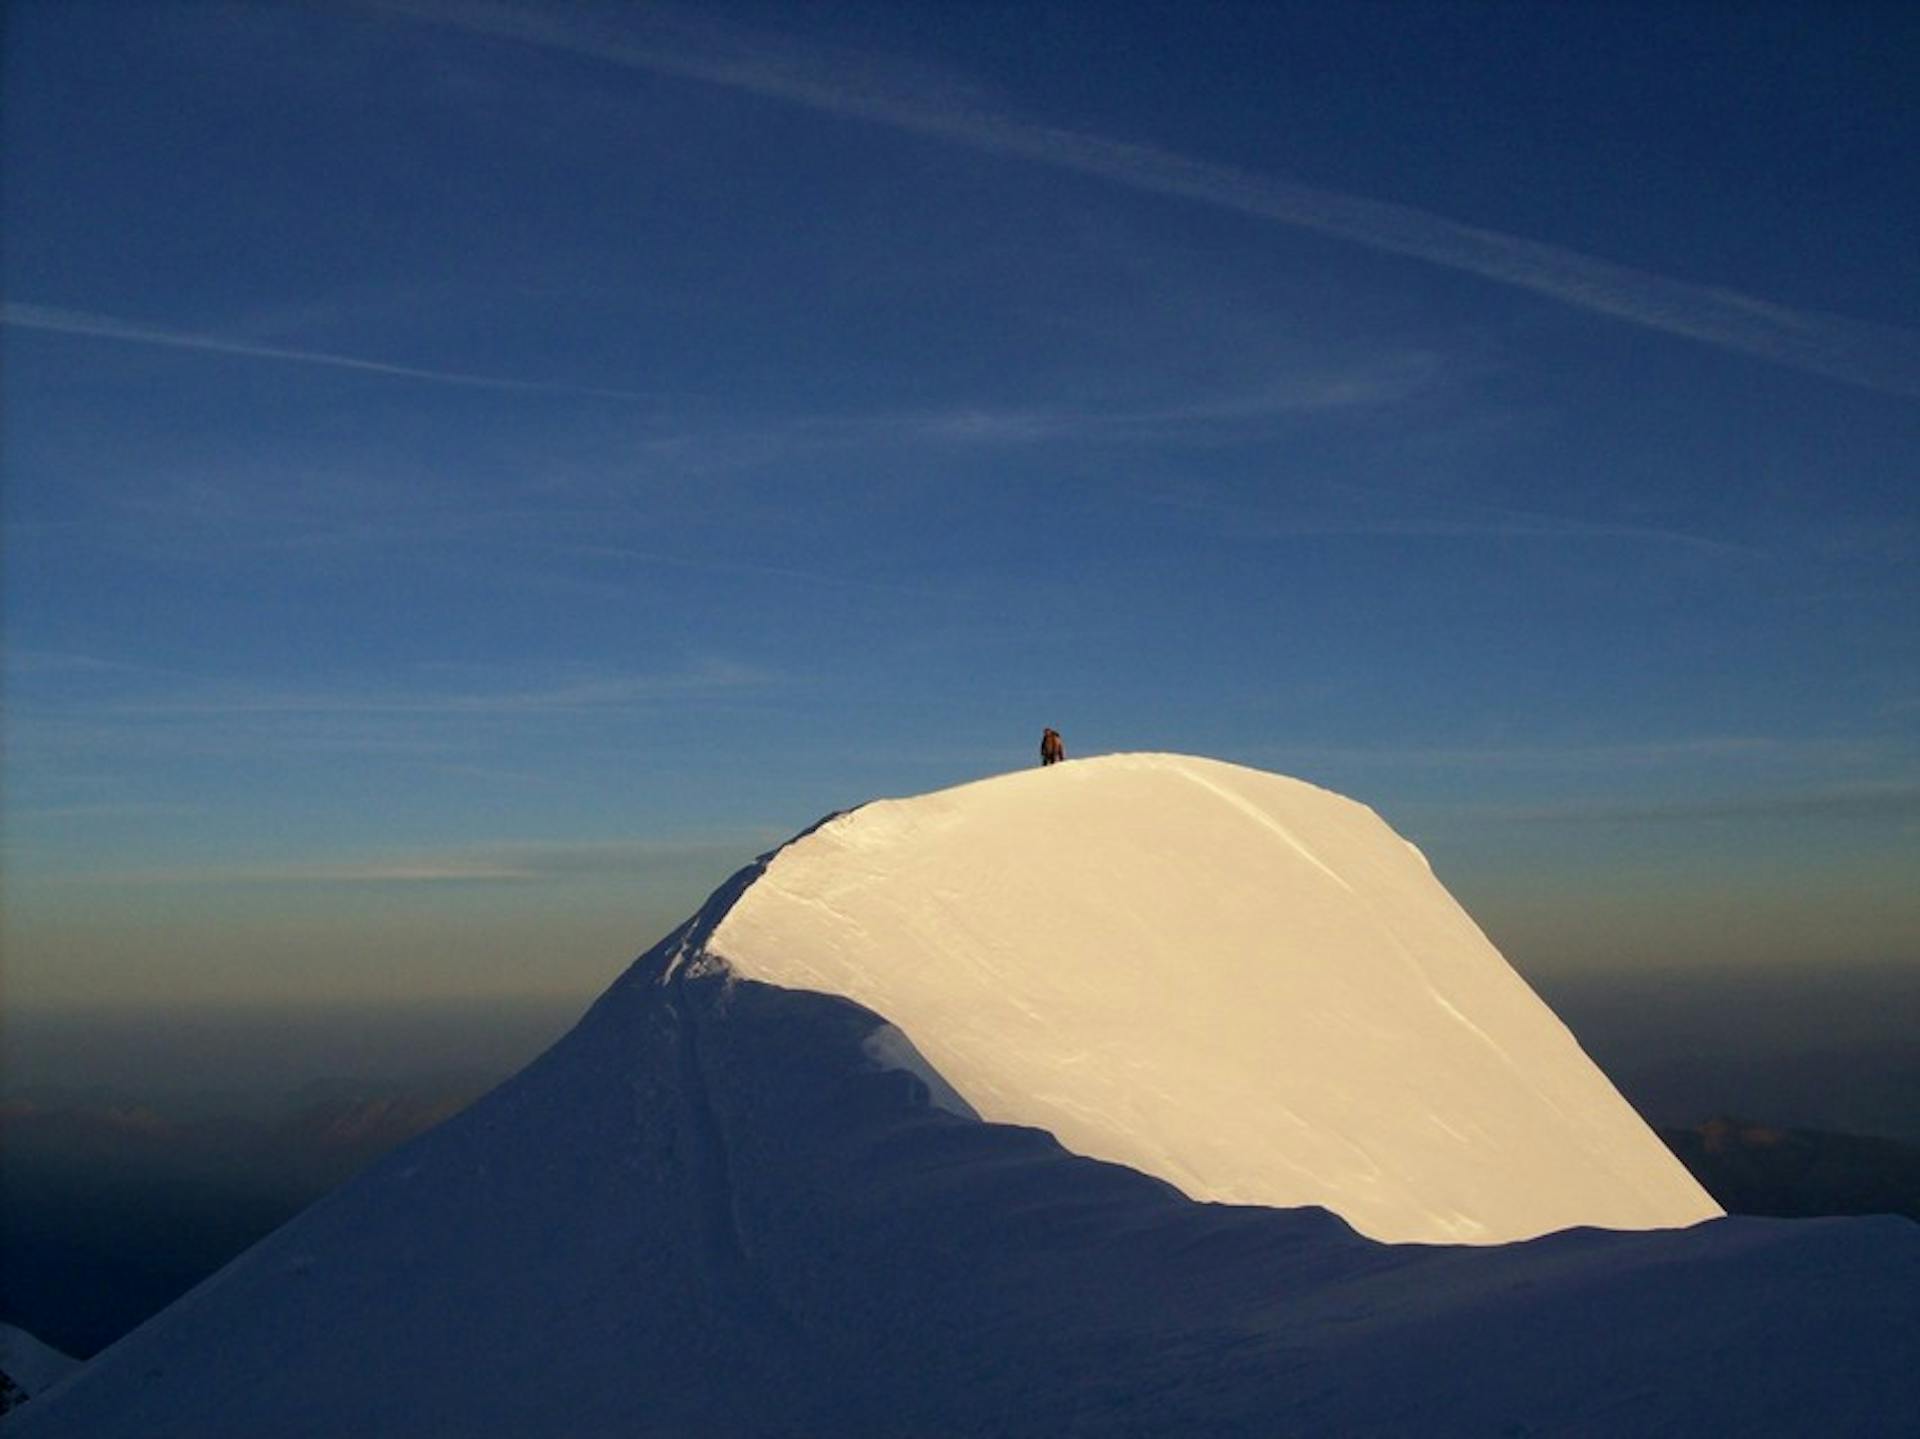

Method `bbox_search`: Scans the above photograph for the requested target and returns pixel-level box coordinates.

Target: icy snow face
[708,753,1720,1243]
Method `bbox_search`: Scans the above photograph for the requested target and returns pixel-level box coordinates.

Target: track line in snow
[665,974,802,1341]
[1168,765,1355,892]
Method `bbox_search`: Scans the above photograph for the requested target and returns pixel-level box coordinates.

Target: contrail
[2,302,652,399]
[391,0,1920,399]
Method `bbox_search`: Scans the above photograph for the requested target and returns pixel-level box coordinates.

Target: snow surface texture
[0,1327,77,1404]
[13,757,1916,1437]
[708,754,1718,1242]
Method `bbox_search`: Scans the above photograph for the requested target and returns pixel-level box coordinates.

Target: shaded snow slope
[12,948,1915,1438]
[707,753,1718,1242]
[0,1325,78,1410]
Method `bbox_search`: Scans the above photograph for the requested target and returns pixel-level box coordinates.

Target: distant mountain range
[0,1087,481,1358]
[1660,1116,1920,1222]
[1,1085,478,1182]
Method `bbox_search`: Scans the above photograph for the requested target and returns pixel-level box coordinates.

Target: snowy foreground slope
[14,758,1917,1437]
[706,754,1717,1243]
[0,1326,77,1415]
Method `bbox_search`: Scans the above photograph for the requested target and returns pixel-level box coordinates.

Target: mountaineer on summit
[1040,728,1065,766]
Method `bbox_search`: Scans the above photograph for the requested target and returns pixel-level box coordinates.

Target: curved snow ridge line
[1163,760,1357,892]
[861,1023,981,1121]
[663,971,807,1341]
[657,807,855,983]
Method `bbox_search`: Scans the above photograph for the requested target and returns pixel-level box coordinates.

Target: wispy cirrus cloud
[566,543,947,599]
[86,659,773,721]
[828,363,1440,445]
[608,347,1438,469]
[1,302,653,399]
[1259,735,1821,773]
[94,835,776,887]
[389,1,1920,398]
[2,648,181,678]
[4,660,783,776]
[1501,783,1920,826]
[1151,486,1762,557]
[563,352,1441,491]
[3,802,199,822]
[1263,511,1757,558]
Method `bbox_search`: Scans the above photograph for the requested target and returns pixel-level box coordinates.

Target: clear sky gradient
[4,1,1916,1013]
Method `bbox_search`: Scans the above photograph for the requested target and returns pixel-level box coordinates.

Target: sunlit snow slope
[707,753,1719,1243]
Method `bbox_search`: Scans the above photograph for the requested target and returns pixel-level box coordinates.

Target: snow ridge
[702,752,1719,1243]
[0,1325,79,1410]
[7,756,1916,1437]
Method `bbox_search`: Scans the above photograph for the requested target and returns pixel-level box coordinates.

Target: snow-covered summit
[701,753,1719,1242]
[10,755,1916,1438]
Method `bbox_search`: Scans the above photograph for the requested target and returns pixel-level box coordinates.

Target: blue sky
[4,0,1916,1010]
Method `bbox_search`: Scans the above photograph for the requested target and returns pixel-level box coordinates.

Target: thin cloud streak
[1261,736,1796,773]
[3,648,181,678]
[94,661,773,720]
[570,544,946,599]
[2,302,654,400]
[399,1,1920,398]
[610,353,1435,475]
[4,802,198,822]
[1247,515,1756,557]
[94,835,774,887]
[837,370,1434,445]
[1154,491,1761,558]
[1502,783,1920,827]
[3,663,781,777]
